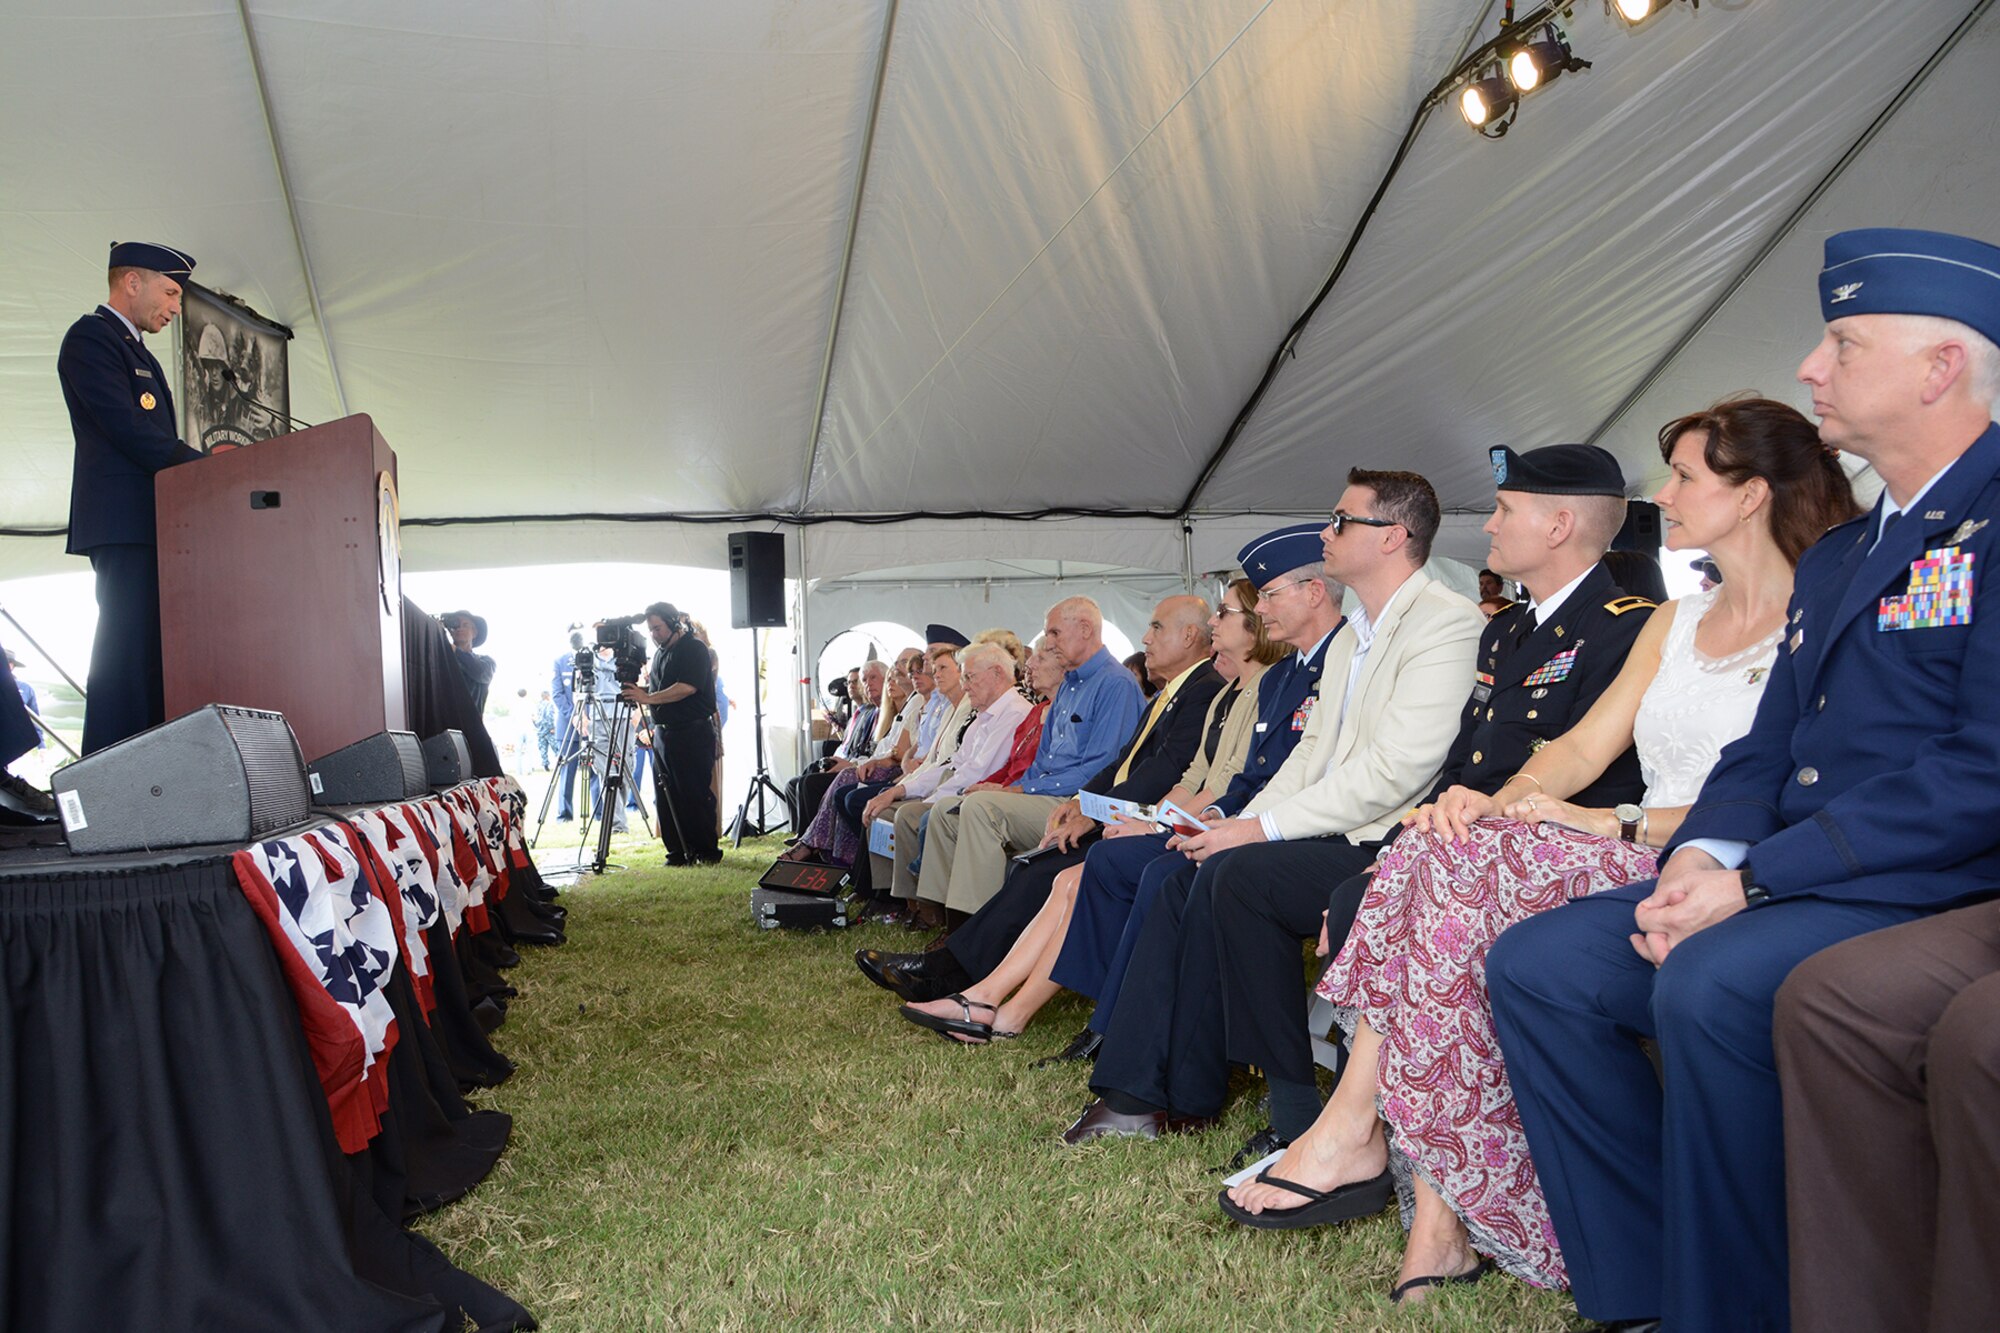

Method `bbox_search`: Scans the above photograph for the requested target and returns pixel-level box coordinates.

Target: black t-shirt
[650,633,717,728]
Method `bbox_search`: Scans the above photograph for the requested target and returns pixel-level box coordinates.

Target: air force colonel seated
[1487,226,2000,1333]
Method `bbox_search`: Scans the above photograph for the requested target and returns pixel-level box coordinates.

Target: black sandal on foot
[1388,1256,1496,1303]
[1215,1166,1395,1230]
[898,993,1002,1043]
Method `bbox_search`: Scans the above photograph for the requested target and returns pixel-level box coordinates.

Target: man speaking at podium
[57,241,202,754]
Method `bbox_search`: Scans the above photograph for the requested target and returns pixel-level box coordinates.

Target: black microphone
[223,374,315,432]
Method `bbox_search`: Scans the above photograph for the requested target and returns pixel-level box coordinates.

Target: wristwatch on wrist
[1616,803,1643,843]
[1738,867,1772,909]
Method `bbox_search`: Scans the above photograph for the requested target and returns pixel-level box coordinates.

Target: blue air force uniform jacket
[58,308,201,552]
[1209,626,1338,818]
[1432,562,1655,806]
[1670,421,2000,909]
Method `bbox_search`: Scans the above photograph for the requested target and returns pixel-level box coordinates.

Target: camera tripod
[531,678,654,875]
[728,626,792,847]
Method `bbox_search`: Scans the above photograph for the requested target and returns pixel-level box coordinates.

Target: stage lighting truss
[1440,0,1695,138]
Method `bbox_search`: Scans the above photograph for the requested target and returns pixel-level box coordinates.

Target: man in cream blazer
[1065,469,1483,1144]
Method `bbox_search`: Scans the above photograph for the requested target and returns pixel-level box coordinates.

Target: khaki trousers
[1774,899,2000,1333]
[886,799,933,900]
[916,791,1060,914]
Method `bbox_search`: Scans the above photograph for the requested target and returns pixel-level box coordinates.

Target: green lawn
[426,833,1580,1331]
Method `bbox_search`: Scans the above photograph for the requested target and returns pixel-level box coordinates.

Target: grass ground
[425,830,1582,1332]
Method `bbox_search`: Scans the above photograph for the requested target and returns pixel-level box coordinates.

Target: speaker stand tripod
[728,627,791,847]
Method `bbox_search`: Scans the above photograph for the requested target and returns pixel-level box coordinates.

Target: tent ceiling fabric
[1,1,1994,586]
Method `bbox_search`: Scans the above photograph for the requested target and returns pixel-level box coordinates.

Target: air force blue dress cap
[1488,443,1626,497]
[1820,228,2000,347]
[1237,523,1325,586]
[926,624,970,649]
[107,241,196,281]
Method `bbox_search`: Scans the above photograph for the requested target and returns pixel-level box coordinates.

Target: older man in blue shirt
[916,596,1143,919]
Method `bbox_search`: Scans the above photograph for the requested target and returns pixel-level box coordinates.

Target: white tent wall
[1601,3,2000,499]
[1199,0,1988,517]
[3,1,1994,586]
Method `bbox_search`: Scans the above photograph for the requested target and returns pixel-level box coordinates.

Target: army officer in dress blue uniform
[58,242,202,755]
[1488,227,2000,1333]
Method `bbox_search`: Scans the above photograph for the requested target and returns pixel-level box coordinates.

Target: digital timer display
[757,860,852,897]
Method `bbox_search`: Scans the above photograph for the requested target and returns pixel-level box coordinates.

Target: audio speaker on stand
[728,530,787,629]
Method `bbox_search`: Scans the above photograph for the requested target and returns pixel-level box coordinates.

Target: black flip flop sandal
[1216,1166,1395,1230]
[898,993,1002,1043]
[1389,1256,1497,1302]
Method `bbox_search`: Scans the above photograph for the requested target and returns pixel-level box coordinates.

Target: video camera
[578,614,651,688]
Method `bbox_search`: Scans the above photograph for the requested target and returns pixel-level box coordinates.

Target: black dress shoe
[0,771,57,827]
[854,948,971,1003]
[1219,1125,1291,1174]
[1030,1028,1103,1070]
[1060,1098,1167,1145]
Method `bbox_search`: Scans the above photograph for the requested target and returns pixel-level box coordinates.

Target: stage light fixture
[1459,69,1518,134]
[1507,26,1589,93]
[1611,0,1696,27]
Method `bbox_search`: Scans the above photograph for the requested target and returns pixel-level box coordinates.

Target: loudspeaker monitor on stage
[422,730,473,789]
[51,704,311,855]
[309,730,427,806]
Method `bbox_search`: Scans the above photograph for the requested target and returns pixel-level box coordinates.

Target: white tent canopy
[4,0,1996,630]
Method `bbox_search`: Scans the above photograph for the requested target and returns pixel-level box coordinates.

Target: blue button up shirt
[1019,645,1143,796]
[914,689,951,759]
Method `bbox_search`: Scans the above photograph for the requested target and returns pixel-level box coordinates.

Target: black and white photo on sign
[178,284,292,454]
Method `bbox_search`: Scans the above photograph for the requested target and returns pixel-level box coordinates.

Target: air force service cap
[1488,443,1626,497]
[1819,228,2000,348]
[925,623,970,649]
[1237,523,1325,587]
[107,241,196,282]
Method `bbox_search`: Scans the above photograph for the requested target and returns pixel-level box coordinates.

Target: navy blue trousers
[0,646,36,768]
[1487,884,1920,1331]
[1049,830,1179,1005]
[835,777,896,835]
[82,543,165,755]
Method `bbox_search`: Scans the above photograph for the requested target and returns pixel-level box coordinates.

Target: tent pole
[233,0,347,417]
[795,528,813,781]
[798,0,902,510]
[1181,519,1195,592]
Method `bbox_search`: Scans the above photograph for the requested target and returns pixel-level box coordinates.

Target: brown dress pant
[1774,899,2000,1333]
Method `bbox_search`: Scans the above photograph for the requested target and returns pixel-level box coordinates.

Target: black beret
[1489,443,1626,497]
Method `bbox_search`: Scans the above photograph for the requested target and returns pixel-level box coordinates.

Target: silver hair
[1895,314,2000,409]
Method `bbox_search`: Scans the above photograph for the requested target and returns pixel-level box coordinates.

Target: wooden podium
[158,414,406,763]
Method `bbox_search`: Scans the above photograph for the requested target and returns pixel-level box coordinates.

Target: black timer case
[751,887,849,931]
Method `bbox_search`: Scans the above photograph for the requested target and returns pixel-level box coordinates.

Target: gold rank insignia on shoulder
[1604,596,1657,615]
[139,392,157,411]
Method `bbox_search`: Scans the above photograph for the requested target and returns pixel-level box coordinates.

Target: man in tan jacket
[1065,468,1482,1144]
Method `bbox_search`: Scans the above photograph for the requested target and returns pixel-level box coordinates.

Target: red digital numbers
[798,866,829,891]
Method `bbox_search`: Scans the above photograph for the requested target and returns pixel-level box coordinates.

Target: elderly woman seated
[1219,398,1860,1304]
[897,578,1286,1043]
[784,653,916,864]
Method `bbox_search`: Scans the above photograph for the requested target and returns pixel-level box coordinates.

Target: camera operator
[621,601,720,865]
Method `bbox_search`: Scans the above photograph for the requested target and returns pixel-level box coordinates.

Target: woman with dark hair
[1600,547,1670,604]
[1222,397,1860,1301]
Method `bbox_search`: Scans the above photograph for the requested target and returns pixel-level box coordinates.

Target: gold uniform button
[139,392,157,411]
[1486,708,1495,721]
[1526,710,1538,719]
[1471,751,1483,765]
[1798,767,1820,786]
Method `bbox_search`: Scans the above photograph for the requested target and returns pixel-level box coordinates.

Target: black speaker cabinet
[728,530,787,629]
[309,730,427,806]
[422,729,473,789]
[51,704,311,855]
[1614,500,1664,553]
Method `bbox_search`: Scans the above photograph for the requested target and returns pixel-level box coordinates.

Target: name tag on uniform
[134,367,154,378]
[1879,546,1975,631]
[1522,647,1579,687]
[1471,670,1494,704]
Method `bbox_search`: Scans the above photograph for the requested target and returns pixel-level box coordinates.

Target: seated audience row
[822,225,1999,1332]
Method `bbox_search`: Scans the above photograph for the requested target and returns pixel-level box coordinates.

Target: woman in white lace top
[1220,397,1861,1303]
